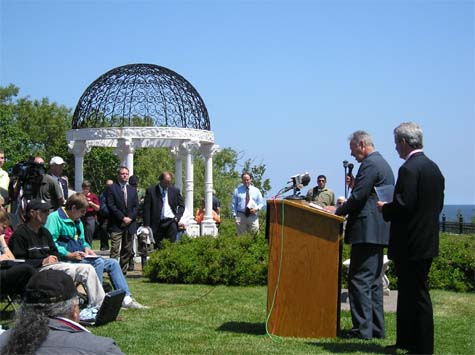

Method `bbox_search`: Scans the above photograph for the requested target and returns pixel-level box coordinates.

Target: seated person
[0,209,36,297]
[45,193,147,309]
[8,199,105,307]
[0,269,125,355]
[195,199,221,225]
[336,196,346,207]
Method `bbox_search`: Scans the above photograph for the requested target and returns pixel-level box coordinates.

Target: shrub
[145,223,474,291]
[144,223,269,286]
[340,233,474,292]
[429,233,475,292]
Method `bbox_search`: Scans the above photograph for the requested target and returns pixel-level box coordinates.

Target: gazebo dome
[72,63,210,130]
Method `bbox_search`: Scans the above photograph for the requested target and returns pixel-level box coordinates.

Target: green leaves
[144,221,269,286]
[0,84,71,169]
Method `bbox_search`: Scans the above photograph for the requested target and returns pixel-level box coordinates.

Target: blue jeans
[81,257,131,296]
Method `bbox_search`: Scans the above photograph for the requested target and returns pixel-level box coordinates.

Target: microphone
[347,163,354,177]
[301,173,311,187]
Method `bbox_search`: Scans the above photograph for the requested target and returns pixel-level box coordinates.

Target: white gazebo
[67,64,219,236]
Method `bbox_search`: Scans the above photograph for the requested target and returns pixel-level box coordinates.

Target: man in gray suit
[330,130,394,339]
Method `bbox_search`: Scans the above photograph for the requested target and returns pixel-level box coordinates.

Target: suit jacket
[382,152,444,261]
[143,185,185,238]
[106,182,139,234]
[336,151,395,245]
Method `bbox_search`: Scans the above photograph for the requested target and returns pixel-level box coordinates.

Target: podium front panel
[266,199,343,338]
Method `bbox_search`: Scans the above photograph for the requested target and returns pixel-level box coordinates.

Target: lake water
[441,205,475,222]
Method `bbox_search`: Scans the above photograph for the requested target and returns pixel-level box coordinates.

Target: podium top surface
[266,199,345,223]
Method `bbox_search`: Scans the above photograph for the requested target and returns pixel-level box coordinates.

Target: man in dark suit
[378,122,444,355]
[106,167,138,274]
[329,130,394,339]
[143,171,185,244]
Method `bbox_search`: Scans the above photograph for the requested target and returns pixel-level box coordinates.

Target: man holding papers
[231,172,265,235]
[327,130,394,340]
[378,122,444,355]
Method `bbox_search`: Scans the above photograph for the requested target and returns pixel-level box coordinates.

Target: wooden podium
[265,199,344,338]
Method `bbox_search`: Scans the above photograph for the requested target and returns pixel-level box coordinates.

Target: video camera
[8,161,46,202]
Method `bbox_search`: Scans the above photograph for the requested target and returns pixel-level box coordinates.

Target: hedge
[340,233,474,292]
[145,224,474,292]
[144,228,268,286]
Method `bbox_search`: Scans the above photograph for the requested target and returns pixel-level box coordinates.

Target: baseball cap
[49,156,65,165]
[26,198,51,211]
[25,269,78,304]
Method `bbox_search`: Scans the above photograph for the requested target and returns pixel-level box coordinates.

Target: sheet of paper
[375,185,394,203]
[247,199,257,209]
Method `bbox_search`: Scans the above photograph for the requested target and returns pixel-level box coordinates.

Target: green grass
[81,278,474,355]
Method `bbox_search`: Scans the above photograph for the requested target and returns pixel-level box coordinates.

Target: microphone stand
[343,160,349,199]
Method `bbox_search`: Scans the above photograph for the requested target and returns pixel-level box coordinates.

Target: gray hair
[394,122,423,149]
[348,130,374,147]
[1,298,78,355]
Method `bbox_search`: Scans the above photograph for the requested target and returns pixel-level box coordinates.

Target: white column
[182,141,200,213]
[200,144,220,237]
[68,140,89,192]
[114,138,135,176]
[171,145,183,192]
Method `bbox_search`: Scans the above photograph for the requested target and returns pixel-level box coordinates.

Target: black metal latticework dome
[72,64,210,130]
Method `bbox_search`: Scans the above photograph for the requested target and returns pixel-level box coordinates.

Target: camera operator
[9,157,64,220]
[32,156,65,210]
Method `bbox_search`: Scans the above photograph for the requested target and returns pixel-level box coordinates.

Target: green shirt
[44,207,90,258]
[306,187,335,207]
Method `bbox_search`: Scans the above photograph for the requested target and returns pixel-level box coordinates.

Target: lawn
[85,277,474,355]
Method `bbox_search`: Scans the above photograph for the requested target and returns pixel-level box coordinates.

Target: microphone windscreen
[301,174,311,186]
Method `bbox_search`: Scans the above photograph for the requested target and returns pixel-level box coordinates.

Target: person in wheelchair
[8,199,105,308]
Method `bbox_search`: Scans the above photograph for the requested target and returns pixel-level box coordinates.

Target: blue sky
[1,0,473,204]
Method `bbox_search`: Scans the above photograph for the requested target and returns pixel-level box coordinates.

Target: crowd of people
[0,121,444,355]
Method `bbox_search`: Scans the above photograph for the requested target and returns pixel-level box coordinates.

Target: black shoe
[341,330,371,340]
[385,344,407,353]
[100,247,109,251]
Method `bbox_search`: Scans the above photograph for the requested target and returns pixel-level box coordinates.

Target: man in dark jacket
[106,167,138,274]
[0,269,125,355]
[143,171,185,244]
[8,199,105,307]
[329,130,395,340]
[378,122,444,355]
[98,179,113,251]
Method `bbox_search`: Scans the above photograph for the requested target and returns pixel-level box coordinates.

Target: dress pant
[110,229,134,274]
[82,216,96,246]
[157,218,178,243]
[394,258,434,355]
[348,243,385,339]
[98,218,110,250]
[235,212,259,235]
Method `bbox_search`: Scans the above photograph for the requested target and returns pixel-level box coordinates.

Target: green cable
[265,198,285,342]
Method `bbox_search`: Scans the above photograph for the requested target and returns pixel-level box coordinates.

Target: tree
[192,148,271,218]
[0,84,72,171]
